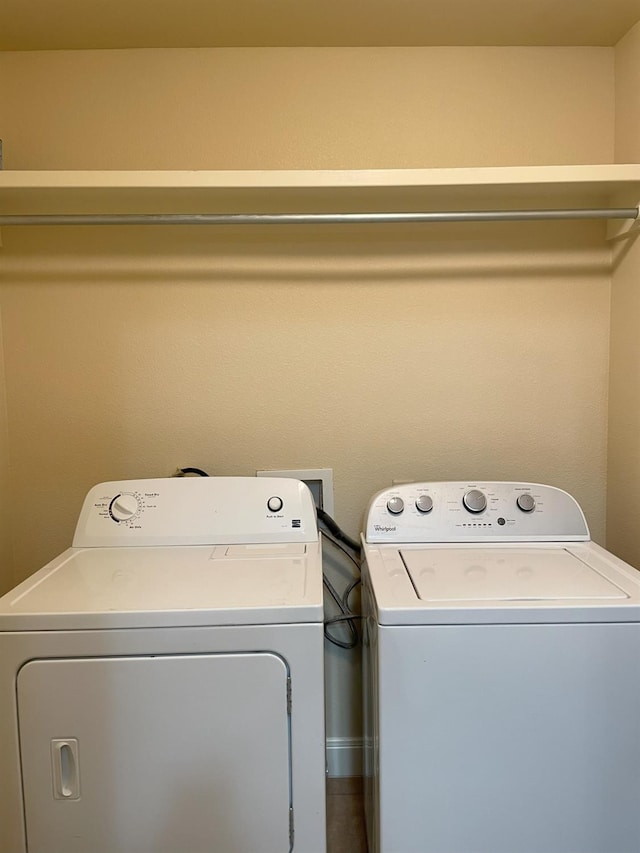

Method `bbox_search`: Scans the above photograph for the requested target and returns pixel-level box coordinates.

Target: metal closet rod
[0,208,637,225]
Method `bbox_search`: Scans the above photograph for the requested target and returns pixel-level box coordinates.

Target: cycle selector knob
[267,496,283,513]
[463,489,487,513]
[415,495,433,514]
[386,496,405,515]
[517,494,536,513]
[109,493,140,522]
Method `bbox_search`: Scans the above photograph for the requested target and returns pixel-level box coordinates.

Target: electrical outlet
[256,468,334,517]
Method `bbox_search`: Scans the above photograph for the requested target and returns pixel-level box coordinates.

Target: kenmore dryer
[0,477,326,853]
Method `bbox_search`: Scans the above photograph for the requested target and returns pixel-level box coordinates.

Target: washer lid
[401,548,628,602]
[0,543,323,630]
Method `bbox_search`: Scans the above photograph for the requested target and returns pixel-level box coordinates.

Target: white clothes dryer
[0,477,326,853]
[362,481,640,853]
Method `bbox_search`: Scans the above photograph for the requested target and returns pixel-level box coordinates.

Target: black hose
[316,507,361,555]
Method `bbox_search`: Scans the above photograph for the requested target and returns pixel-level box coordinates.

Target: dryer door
[17,653,291,853]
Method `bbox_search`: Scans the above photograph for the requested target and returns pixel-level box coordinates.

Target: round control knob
[517,493,536,513]
[463,489,487,514]
[415,495,433,514]
[109,493,140,522]
[267,496,283,513]
[386,496,405,515]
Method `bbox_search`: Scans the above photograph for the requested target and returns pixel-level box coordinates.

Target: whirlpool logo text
[374,524,396,533]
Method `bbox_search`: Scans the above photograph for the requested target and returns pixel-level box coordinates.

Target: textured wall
[0,47,614,169]
[607,23,640,566]
[0,310,12,593]
[614,22,640,163]
[0,45,616,750]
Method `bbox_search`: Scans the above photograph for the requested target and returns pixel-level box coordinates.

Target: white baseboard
[326,736,363,777]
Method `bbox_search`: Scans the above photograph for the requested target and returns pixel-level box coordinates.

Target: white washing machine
[361,481,640,853]
[0,477,326,853]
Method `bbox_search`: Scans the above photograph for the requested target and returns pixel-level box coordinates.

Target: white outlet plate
[256,468,334,517]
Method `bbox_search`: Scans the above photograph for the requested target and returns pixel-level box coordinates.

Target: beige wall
[1,225,612,562]
[0,65,12,593]
[0,309,13,594]
[608,22,640,566]
[615,22,640,163]
[0,47,613,169]
[0,45,616,750]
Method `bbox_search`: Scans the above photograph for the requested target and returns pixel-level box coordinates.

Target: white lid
[402,548,627,602]
[0,543,323,630]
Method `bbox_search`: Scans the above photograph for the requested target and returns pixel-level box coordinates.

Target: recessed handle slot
[51,738,80,800]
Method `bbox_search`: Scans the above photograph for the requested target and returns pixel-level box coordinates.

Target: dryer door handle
[51,738,80,799]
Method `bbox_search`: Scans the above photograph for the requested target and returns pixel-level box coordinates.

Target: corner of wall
[607,19,640,566]
[614,20,640,164]
[0,305,15,593]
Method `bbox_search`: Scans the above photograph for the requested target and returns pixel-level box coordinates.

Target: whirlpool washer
[0,477,326,853]
[362,481,640,853]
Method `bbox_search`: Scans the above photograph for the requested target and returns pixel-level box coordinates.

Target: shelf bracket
[607,202,640,241]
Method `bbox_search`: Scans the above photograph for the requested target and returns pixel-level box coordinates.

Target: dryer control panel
[365,482,590,543]
[73,477,318,547]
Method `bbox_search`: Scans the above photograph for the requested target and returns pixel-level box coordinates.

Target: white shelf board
[0,165,639,219]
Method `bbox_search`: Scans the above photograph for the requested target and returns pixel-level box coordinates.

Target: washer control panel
[73,477,318,547]
[365,482,590,543]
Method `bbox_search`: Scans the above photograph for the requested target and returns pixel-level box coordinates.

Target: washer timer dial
[463,489,487,513]
[109,493,140,522]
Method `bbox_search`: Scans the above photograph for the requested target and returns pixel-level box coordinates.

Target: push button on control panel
[267,496,283,513]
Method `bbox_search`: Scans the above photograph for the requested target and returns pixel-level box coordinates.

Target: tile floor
[326,777,367,853]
